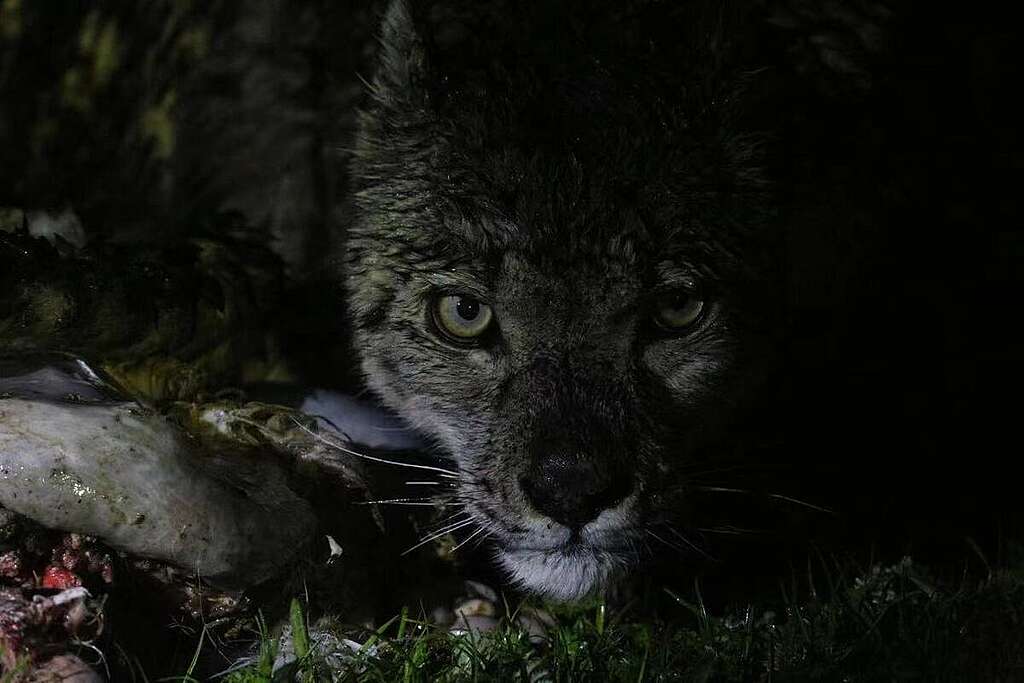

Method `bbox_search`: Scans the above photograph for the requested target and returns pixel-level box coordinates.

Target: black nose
[520,451,633,530]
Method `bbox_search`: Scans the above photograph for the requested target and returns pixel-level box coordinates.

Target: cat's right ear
[370,0,431,108]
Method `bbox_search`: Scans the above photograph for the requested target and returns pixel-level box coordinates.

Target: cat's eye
[432,294,494,342]
[653,287,704,331]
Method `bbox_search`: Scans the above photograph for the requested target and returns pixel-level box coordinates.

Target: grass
[0,655,30,683]
[3,551,1019,680]
[220,556,1024,682]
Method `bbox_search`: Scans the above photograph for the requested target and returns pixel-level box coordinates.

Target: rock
[453,598,496,619]
[0,507,18,540]
[0,355,320,589]
[271,622,370,681]
[449,613,500,635]
[462,580,499,603]
[28,655,103,683]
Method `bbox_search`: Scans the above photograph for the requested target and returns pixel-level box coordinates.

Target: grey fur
[343,0,785,600]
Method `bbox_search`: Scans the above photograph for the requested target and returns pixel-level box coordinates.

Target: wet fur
[343,0,793,600]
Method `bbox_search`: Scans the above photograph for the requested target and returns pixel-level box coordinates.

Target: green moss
[92,19,120,87]
[57,12,121,112]
[60,66,92,113]
[0,208,24,233]
[141,89,176,159]
[0,0,22,41]
[175,25,210,62]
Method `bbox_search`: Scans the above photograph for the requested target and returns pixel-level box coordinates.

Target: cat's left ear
[371,0,431,107]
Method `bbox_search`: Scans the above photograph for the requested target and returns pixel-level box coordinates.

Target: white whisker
[767,493,833,514]
[356,501,453,507]
[292,418,459,478]
[425,515,475,536]
[449,526,488,555]
[665,526,715,561]
[645,529,684,553]
[691,485,833,515]
[401,519,476,556]
[470,529,494,551]
[355,496,433,505]
[429,510,470,527]
[696,525,764,535]
[691,485,748,494]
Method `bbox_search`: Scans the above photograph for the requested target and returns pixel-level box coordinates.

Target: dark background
[1,0,1022,604]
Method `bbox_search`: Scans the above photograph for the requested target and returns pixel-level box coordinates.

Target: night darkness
[1,0,1023,679]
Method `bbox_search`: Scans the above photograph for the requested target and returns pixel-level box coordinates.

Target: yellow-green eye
[432,294,494,341]
[654,291,704,331]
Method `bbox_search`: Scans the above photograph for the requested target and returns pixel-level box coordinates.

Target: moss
[0,208,24,234]
[91,18,121,88]
[0,0,21,41]
[175,25,210,62]
[59,67,92,113]
[140,89,176,160]
[1,229,287,402]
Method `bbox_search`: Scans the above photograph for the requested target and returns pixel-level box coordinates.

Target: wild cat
[0,0,889,601]
[342,0,788,600]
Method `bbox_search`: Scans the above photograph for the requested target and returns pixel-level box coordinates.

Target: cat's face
[344,0,779,600]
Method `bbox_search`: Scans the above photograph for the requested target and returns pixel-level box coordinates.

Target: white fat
[47,586,91,606]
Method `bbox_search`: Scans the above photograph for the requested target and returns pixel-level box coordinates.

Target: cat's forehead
[436,206,651,269]
[423,212,707,298]
[429,142,667,254]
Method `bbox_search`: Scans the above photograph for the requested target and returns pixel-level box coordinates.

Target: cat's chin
[495,541,632,602]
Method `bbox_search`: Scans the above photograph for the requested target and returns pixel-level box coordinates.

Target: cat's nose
[520,450,633,530]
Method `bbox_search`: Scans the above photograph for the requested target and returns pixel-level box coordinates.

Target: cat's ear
[371,0,430,107]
